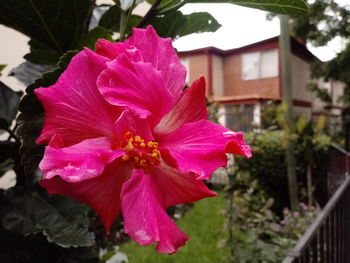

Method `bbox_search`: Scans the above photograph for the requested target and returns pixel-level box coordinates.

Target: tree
[291,0,350,148]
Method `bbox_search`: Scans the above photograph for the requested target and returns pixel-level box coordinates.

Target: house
[178,36,344,131]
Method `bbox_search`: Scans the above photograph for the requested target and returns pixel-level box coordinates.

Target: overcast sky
[174,1,350,61]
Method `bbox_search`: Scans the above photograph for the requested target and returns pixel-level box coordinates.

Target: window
[224,104,254,132]
[242,49,278,80]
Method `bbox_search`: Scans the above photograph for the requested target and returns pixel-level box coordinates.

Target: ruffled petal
[40,136,123,183]
[224,130,252,158]
[158,120,251,180]
[155,77,208,135]
[35,49,121,146]
[96,25,186,101]
[40,160,132,233]
[114,110,154,142]
[98,54,174,126]
[121,169,189,254]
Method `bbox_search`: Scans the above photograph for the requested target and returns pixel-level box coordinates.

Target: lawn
[120,192,229,263]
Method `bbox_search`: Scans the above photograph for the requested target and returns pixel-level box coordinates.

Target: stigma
[120,131,161,173]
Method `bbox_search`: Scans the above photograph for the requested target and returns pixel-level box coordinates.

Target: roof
[178,36,320,62]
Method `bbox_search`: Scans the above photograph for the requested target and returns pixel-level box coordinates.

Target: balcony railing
[282,145,350,263]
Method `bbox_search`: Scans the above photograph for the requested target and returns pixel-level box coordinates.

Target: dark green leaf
[99,4,141,35]
[0,141,19,177]
[0,141,18,163]
[99,5,122,31]
[150,11,186,38]
[186,0,308,16]
[0,64,6,74]
[2,189,95,247]
[0,82,22,129]
[147,0,183,10]
[17,51,77,183]
[0,159,14,177]
[0,0,95,52]
[126,15,143,34]
[150,11,221,39]
[76,26,113,50]
[10,62,54,86]
[179,12,221,36]
[24,50,61,65]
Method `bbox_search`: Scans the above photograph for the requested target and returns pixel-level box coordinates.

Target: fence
[282,145,350,263]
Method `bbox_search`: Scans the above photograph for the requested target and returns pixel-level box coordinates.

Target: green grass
[120,193,229,263]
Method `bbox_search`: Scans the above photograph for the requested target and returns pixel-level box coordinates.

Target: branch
[4,125,21,144]
[136,0,162,28]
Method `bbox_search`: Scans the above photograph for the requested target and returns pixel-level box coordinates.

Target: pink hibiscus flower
[34,26,251,254]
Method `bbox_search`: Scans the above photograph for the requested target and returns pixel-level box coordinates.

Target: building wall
[291,54,313,104]
[223,53,279,99]
[332,80,344,107]
[212,55,224,97]
[187,54,209,87]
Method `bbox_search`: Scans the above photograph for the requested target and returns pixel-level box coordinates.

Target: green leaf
[0,159,14,177]
[150,11,221,39]
[0,64,6,74]
[179,12,221,36]
[186,0,308,16]
[99,4,141,34]
[0,0,95,52]
[24,50,62,65]
[99,5,122,31]
[0,141,18,177]
[76,26,113,50]
[2,189,95,247]
[0,81,23,129]
[147,0,183,10]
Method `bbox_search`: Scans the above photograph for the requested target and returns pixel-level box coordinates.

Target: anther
[122,155,130,161]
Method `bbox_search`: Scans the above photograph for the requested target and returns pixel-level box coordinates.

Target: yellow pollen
[122,155,130,161]
[120,132,161,173]
[122,138,134,151]
[140,159,147,167]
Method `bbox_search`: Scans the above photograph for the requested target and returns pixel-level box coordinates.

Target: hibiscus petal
[34,49,121,146]
[98,54,174,126]
[121,169,189,254]
[159,120,251,180]
[224,130,252,158]
[40,160,132,233]
[40,137,123,183]
[114,110,154,142]
[155,77,208,135]
[153,161,217,207]
[95,25,186,101]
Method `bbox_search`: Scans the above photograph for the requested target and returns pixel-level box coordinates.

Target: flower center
[119,131,161,173]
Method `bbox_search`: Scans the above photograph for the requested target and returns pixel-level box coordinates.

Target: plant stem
[5,125,21,144]
[279,15,298,210]
[119,0,137,41]
[119,9,127,41]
